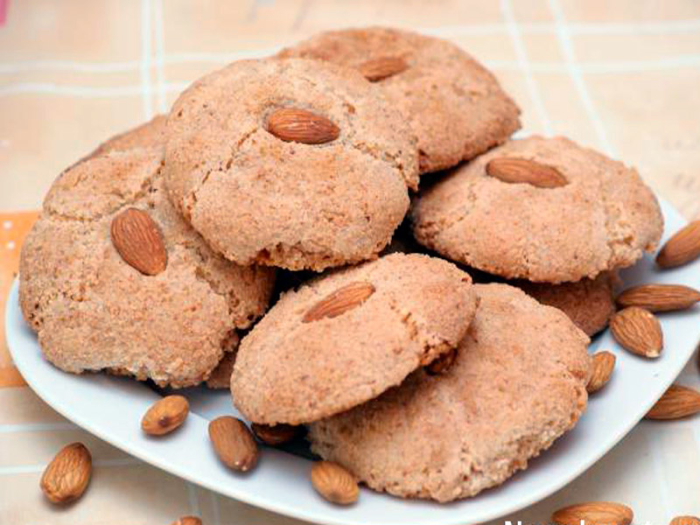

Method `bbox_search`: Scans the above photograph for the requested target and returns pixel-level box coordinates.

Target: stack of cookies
[20,26,664,503]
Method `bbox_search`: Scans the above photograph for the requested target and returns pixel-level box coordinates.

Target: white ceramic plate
[7,199,700,525]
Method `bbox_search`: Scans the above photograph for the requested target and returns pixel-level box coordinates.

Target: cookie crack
[414,178,479,256]
[280,65,417,190]
[348,139,416,190]
[44,163,163,224]
[386,296,452,366]
[185,126,260,220]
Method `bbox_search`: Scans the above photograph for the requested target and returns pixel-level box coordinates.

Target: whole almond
[40,442,92,504]
[208,416,259,472]
[266,108,339,145]
[311,461,359,505]
[646,384,700,420]
[610,307,663,358]
[657,220,700,268]
[426,348,457,375]
[303,282,375,322]
[671,517,700,525]
[251,423,301,446]
[359,56,408,82]
[486,157,568,189]
[171,517,202,525]
[617,284,700,312]
[587,351,616,394]
[142,395,189,436]
[553,502,633,525]
[111,207,168,275]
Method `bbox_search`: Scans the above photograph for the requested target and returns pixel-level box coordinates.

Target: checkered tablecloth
[2,1,700,523]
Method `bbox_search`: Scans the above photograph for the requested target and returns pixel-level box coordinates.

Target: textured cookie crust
[309,283,591,502]
[231,253,477,425]
[20,145,275,388]
[279,27,521,173]
[516,272,618,336]
[412,136,664,283]
[165,58,418,271]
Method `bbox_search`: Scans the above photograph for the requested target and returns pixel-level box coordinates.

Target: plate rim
[6,198,700,525]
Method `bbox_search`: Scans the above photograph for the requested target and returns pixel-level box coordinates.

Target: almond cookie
[279,27,521,173]
[412,136,664,283]
[231,253,477,425]
[165,58,418,272]
[309,283,591,502]
[20,132,275,388]
[516,272,618,336]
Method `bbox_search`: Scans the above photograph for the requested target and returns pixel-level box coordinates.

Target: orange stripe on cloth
[0,211,39,388]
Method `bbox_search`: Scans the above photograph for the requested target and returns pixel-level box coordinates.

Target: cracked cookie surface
[20,132,275,388]
[231,253,477,425]
[412,136,664,283]
[164,58,418,272]
[279,27,521,174]
[308,283,591,502]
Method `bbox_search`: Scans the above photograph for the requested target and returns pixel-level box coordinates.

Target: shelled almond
[142,395,190,436]
[610,307,663,358]
[40,442,92,504]
[646,384,700,420]
[311,461,359,505]
[552,502,633,525]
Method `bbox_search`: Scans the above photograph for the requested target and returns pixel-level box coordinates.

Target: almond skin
[486,157,568,189]
[266,108,339,145]
[610,307,663,358]
[251,423,301,446]
[171,517,202,525]
[311,461,359,505]
[657,220,700,268]
[646,384,700,420]
[670,516,700,525]
[587,351,616,394]
[141,395,189,436]
[617,284,700,312]
[111,207,168,276]
[208,416,259,472]
[359,56,408,82]
[303,282,375,322]
[40,442,92,504]
[553,502,633,525]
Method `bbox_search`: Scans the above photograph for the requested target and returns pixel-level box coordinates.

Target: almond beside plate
[6,199,700,525]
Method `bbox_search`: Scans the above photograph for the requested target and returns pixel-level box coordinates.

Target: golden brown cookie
[309,284,591,502]
[231,253,477,425]
[515,272,618,336]
[412,136,664,283]
[165,58,418,272]
[279,27,521,173]
[20,126,275,388]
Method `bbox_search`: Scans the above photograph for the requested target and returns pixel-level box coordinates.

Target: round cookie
[165,57,418,272]
[231,253,477,425]
[516,272,618,336]
[309,283,591,502]
[279,27,521,173]
[412,136,664,283]
[20,130,276,388]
